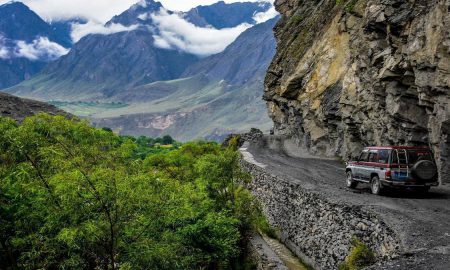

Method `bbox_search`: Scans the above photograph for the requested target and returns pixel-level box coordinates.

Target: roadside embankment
[240,148,400,269]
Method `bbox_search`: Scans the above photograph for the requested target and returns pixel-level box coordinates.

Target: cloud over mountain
[14,37,69,60]
[253,4,278,24]
[0,47,8,59]
[151,10,252,56]
[71,21,139,42]
[0,35,69,61]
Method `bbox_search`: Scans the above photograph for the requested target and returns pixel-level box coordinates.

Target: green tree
[0,114,257,270]
[161,135,174,145]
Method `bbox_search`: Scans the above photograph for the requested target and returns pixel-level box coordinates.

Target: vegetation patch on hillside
[339,238,376,270]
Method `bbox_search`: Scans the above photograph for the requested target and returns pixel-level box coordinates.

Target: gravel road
[243,137,450,269]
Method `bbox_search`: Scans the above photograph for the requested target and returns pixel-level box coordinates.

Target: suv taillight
[385,170,391,180]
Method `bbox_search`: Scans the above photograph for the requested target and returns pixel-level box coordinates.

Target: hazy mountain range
[1,0,277,141]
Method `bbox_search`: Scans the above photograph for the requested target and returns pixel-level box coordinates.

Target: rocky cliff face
[265,0,450,183]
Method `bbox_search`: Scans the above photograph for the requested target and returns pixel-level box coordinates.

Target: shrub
[339,238,376,270]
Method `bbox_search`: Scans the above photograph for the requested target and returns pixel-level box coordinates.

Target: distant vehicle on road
[345,146,439,195]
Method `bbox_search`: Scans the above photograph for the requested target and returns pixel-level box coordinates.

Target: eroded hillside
[0,92,67,122]
[265,0,450,183]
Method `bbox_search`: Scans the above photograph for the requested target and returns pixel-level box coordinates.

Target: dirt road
[243,137,450,269]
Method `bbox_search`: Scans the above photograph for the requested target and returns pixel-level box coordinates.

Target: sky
[0,0,274,23]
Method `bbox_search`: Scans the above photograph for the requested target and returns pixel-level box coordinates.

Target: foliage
[0,114,259,270]
[255,214,278,239]
[338,238,376,270]
[336,0,359,12]
[118,134,179,159]
[227,135,242,151]
[289,15,303,26]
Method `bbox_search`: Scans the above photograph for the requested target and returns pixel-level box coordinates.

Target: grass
[255,214,278,239]
[338,238,376,270]
[50,101,128,117]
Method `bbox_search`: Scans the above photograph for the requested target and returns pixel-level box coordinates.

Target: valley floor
[242,136,450,270]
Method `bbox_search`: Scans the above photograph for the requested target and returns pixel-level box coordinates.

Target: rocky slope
[265,0,450,183]
[183,17,279,86]
[0,92,67,122]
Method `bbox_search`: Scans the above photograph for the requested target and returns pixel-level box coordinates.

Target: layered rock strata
[265,0,450,183]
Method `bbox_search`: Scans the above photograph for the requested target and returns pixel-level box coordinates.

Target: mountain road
[241,136,450,269]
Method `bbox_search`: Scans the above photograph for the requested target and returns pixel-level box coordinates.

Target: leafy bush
[0,114,258,270]
[338,238,376,270]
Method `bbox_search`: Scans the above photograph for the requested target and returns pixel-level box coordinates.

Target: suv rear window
[392,149,433,164]
[408,150,433,163]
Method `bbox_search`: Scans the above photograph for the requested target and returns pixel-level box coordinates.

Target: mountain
[108,0,272,29]
[107,0,163,26]
[183,17,279,85]
[89,18,278,141]
[0,1,70,45]
[183,1,271,29]
[5,0,275,102]
[10,29,199,101]
[0,1,72,89]
[6,0,202,101]
[0,58,46,89]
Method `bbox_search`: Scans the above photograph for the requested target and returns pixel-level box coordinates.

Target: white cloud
[71,21,139,42]
[151,9,252,56]
[137,13,150,21]
[153,35,172,49]
[0,35,9,59]
[14,37,69,60]
[0,47,9,59]
[253,4,278,24]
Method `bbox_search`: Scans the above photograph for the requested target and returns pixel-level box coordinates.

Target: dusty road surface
[243,136,450,269]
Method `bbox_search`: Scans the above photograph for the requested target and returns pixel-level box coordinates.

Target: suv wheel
[370,176,383,195]
[346,171,358,188]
